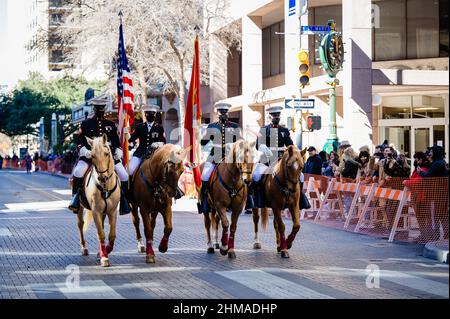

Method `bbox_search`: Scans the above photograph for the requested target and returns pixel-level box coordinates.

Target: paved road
[0,170,448,299]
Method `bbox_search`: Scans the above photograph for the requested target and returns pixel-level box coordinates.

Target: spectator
[419,146,448,178]
[356,146,375,183]
[0,153,3,170]
[419,145,449,240]
[24,153,33,174]
[335,140,351,177]
[323,151,339,177]
[378,146,410,186]
[33,152,40,172]
[404,152,431,242]
[340,147,359,180]
[304,146,323,176]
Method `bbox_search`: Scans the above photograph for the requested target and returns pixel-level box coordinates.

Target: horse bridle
[274,156,299,199]
[90,153,118,201]
[140,159,179,201]
[216,159,252,200]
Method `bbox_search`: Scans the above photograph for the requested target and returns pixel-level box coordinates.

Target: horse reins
[89,157,119,215]
[140,159,178,203]
[274,157,299,200]
[215,160,249,200]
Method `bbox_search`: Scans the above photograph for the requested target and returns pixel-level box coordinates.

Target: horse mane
[142,144,180,176]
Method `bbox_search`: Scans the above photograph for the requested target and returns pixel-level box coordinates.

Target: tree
[36,0,241,130]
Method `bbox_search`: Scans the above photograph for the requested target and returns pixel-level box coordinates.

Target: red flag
[184,36,202,188]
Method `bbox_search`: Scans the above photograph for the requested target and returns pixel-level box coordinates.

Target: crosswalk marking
[0,228,12,236]
[215,269,334,299]
[56,280,124,299]
[1,200,69,212]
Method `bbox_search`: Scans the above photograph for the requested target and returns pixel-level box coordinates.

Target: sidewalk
[423,240,449,264]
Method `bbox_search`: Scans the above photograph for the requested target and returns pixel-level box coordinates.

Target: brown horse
[76,134,121,267]
[131,144,188,263]
[202,140,257,259]
[252,145,305,258]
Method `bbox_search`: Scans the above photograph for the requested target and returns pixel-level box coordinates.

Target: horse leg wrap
[280,234,288,251]
[159,236,169,253]
[221,228,229,247]
[287,233,296,249]
[106,243,114,254]
[146,241,155,256]
[99,242,108,258]
[228,233,235,250]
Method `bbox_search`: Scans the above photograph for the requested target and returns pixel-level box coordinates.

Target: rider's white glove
[151,142,164,148]
[114,148,123,161]
[80,146,92,159]
[259,144,273,157]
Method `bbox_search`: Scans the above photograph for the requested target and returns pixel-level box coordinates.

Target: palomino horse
[131,144,188,263]
[252,145,305,258]
[75,134,121,267]
[202,140,257,259]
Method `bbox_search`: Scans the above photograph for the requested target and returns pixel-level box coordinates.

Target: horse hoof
[146,255,156,264]
[281,251,290,259]
[228,251,236,259]
[100,257,110,267]
[219,247,228,256]
[158,245,168,253]
[207,247,215,254]
[81,248,89,256]
[253,243,261,250]
[214,243,220,250]
[138,245,146,254]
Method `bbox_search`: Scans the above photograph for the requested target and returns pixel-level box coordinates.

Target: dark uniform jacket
[129,122,166,158]
[304,154,323,176]
[201,121,242,161]
[78,116,121,162]
[256,124,294,159]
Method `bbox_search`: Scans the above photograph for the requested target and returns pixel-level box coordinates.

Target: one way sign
[285,98,315,109]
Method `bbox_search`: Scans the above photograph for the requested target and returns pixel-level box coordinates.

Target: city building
[207,0,449,162]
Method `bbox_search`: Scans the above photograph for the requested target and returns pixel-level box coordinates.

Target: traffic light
[298,49,310,87]
[307,116,321,131]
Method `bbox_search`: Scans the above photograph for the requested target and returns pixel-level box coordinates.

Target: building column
[342,0,373,149]
[208,36,229,122]
[241,15,263,139]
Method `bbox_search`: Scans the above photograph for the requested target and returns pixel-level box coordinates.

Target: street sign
[285,98,315,109]
[300,25,330,35]
[288,0,296,16]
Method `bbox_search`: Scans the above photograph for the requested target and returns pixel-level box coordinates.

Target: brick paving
[0,170,448,299]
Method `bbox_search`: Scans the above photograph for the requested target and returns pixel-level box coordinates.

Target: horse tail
[83,210,93,234]
[260,208,269,231]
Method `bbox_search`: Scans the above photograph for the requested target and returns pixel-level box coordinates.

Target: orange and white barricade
[301,177,322,219]
[344,183,373,229]
[354,184,413,242]
[315,179,359,222]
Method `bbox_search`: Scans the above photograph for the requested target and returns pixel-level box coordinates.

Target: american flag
[117,22,134,167]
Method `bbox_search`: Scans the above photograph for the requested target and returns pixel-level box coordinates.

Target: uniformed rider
[68,99,131,215]
[128,104,166,176]
[198,103,242,214]
[128,104,184,199]
[251,105,295,207]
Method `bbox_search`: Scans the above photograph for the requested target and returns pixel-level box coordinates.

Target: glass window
[374,0,407,61]
[433,125,445,148]
[314,5,342,64]
[407,0,439,59]
[384,126,411,157]
[440,0,449,57]
[412,95,446,118]
[262,21,285,77]
[381,96,412,119]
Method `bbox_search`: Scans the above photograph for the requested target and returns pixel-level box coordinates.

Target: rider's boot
[253,180,264,208]
[175,186,184,200]
[197,181,210,214]
[68,176,83,213]
[244,183,255,212]
[119,181,132,215]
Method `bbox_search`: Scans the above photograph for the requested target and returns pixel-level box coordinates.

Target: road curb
[423,240,449,264]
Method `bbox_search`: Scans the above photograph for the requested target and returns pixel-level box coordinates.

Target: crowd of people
[302,140,449,241]
[303,140,448,183]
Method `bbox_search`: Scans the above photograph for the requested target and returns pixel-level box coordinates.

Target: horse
[202,140,257,259]
[252,145,305,258]
[75,134,121,267]
[131,144,189,264]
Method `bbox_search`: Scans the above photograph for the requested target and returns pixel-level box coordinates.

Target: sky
[0,0,8,90]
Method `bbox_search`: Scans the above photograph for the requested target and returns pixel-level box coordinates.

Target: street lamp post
[319,19,344,154]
